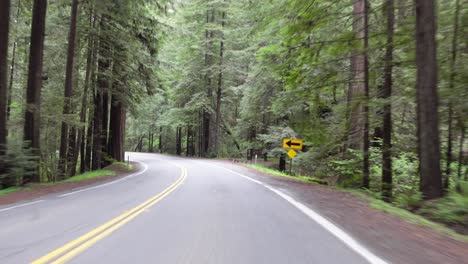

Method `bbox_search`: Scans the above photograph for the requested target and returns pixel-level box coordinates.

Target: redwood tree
[24,0,48,183]
[415,0,443,199]
[382,0,395,202]
[0,0,11,180]
[58,0,79,178]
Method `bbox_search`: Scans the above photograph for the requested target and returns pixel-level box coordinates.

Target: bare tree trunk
[186,126,191,156]
[6,41,16,126]
[347,0,367,153]
[415,0,443,199]
[24,0,48,183]
[445,0,460,191]
[457,122,465,187]
[202,9,215,157]
[6,0,20,127]
[158,127,162,153]
[382,0,394,202]
[92,86,102,170]
[58,0,79,178]
[176,127,182,156]
[214,8,226,157]
[109,99,125,162]
[83,110,93,173]
[78,9,95,174]
[361,0,370,189]
[0,0,11,182]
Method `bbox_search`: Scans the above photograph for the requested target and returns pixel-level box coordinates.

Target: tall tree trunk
[101,88,109,165]
[415,0,443,199]
[445,0,460,191]
[0,0,11,181]
[202,9,215,157]
[66,127,77,176]
[6,0,21,127]
[457,122,465,187]
[214,8,226,157]
[382,0,394,202]
[158,127,162,153]
[176,127,182,156]
[58,0,79,178]
[92,88,103,170]
[361,0,370,189]
[84,105,93,172]
[6,41,16,126]
[148,130,152,152]
[347,0,367,154]
[79,9,95,174]
[186,126,191,157]
[109,99,125,162]
[23,0,48,183]
[93,17,111,169]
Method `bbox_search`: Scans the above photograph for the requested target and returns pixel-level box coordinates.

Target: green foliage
[0,186,23,196]
[63,170,115,183]
[421,186,468,226]
[0,140,39,187]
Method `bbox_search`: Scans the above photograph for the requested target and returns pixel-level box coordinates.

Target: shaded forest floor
[220,160,468,264]
[0,162,139,206]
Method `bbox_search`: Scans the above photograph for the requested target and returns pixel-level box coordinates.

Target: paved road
[0,153,385,264]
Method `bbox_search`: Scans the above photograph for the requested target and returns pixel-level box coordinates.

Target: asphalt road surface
[0,153,387,264]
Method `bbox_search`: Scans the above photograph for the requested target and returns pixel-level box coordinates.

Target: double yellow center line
[32,166,187,264]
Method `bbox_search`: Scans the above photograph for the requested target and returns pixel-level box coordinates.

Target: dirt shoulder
[224,161,468,264]
[0,162,141,207]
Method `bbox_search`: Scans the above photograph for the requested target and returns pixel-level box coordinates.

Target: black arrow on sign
[286,140,301,147]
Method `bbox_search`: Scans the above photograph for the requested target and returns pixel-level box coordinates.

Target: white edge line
[0,200,45,212]
[207,163,388,264]
[58,161,149,198]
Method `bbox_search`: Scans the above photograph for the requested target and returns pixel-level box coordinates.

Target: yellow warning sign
[282,138,303,150]
[287,149,297,159]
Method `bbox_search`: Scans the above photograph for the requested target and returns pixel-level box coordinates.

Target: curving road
[0,153,386,264]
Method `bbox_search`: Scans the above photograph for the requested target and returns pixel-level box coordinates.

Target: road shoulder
[220,160,468,264]
[0,162,140,207]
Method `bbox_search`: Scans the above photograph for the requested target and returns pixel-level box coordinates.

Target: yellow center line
[32,166,187,264]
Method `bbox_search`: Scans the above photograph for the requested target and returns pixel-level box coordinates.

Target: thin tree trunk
[176,127,182,156]
[0,0,10,182]
[58,0,79,177]
[382,0,394,202]
[79,9,95,173]
[101,89,109,165]
[24,0,48,183]
[214,8,226,157]
[6,41,16,126]
[202,9,215,157]
[361,0,370,189]
[67,127,77,176]
[6,0,20,127]
[445,0,460,191]
[457,122,465,187]
[415,0,443,199]
[159,127,162,153]
[84,107,93,172]
[92,86,102,170]
[148,130,151,152]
